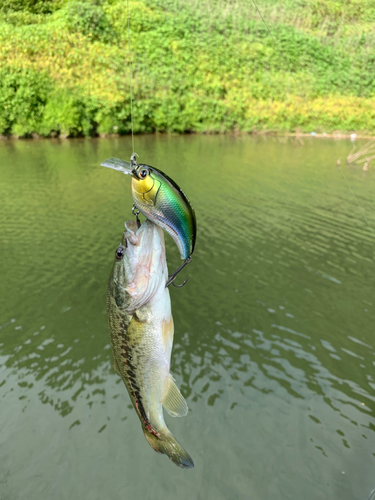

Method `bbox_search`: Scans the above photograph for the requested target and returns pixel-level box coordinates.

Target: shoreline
[0,131,374,141]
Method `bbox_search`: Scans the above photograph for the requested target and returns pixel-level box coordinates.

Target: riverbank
[1,0,375,137]
[1,131,374,141]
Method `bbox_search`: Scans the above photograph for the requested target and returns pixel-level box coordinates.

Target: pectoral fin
[162,375,188,417]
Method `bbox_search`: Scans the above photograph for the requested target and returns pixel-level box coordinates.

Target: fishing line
[127,0,135,155]
[251,0,374,237]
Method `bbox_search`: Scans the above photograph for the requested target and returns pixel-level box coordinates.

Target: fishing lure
[101,155,196,286]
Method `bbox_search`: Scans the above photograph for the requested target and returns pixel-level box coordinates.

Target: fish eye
[115,245,125,260]
[139,168,148,179]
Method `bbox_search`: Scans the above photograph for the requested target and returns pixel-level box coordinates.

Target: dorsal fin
[162,375,188,417]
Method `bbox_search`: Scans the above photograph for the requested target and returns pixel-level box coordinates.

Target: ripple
[1,136,375,498]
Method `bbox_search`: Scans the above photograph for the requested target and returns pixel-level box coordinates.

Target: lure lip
[101,157,141,179]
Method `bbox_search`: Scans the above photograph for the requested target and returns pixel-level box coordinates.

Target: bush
[0,0,375,136]
[0,67,52,136]
[0,0,60,14]
[61,1,117,43]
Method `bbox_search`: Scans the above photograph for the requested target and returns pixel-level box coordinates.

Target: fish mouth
[122,219,159,247]
[121,219,167,310]
[123,220,142,246]
[122,219,166,273]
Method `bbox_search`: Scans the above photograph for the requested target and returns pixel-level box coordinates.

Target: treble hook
[166,257,192,288]
[132,203,141,229]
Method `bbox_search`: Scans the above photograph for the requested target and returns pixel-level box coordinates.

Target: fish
[106,218,194,469]
[101,157,196,261]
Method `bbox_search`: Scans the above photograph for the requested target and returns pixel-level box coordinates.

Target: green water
[1,135,374,499]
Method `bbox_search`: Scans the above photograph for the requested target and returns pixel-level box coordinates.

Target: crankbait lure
[101,155,196,286]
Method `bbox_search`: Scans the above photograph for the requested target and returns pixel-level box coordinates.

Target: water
[1,135,374,500]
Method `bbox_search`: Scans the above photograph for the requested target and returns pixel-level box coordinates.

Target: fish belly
[107,288,172,433]
[107,277,193,468]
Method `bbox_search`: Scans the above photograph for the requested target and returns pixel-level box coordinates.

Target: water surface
[1,135,375,499]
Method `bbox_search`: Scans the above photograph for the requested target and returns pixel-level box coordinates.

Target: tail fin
[143,428,194,469]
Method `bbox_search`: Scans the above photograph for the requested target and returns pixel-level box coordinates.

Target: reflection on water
[1,135,375,499]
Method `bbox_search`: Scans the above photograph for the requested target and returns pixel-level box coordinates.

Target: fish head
[112,219,168,311]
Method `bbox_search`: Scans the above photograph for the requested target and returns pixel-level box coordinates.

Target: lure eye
[115,245,125,260]
[139,168,148,179]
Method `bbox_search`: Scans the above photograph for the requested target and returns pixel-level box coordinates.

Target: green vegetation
[1,0,375,137]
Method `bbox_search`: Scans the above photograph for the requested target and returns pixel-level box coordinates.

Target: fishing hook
[132,203,141,229]
[166,257,192,288]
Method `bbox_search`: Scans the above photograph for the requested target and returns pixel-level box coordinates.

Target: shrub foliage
[0,0,375,137]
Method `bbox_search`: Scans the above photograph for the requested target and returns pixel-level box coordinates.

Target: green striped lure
[101,156,196,286]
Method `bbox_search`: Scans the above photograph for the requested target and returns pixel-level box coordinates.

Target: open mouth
[120,219,165,308]
[124,220,140,246]
[123,219,157,250]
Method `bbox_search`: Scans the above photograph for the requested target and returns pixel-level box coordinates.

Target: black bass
[107,218,194,469]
